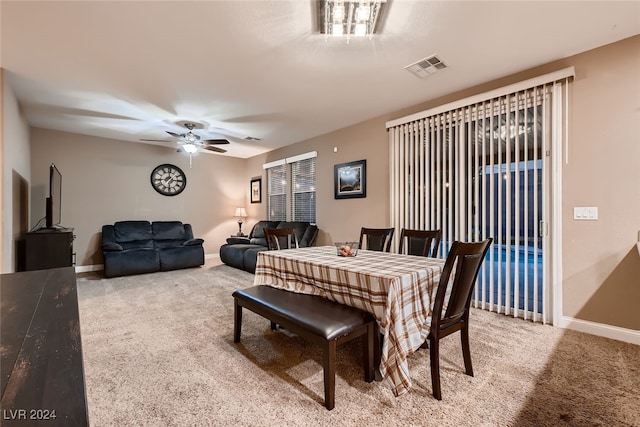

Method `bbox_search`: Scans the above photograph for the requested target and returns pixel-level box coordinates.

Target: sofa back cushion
[152,221,186,240]
[249,221,279,246]
[152,221,190,249]
[250,221,280,239]
[114,221,153,243]
[276,222,308,244]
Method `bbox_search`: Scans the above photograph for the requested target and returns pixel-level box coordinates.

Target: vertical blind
[264,152,317,223]
[386,69,572,324]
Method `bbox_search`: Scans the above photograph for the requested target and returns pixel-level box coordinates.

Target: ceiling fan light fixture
[182,143,199,154]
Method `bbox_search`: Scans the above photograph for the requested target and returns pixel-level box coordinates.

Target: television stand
[24,227,75,271]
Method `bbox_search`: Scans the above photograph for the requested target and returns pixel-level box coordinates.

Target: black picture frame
[334,159,367,199]
[250,177,262,203]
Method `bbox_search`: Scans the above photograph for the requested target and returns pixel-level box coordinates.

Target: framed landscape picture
[334,159,366,199]
[250,177,262,203]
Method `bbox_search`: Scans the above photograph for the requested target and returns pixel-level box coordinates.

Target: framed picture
[250,177,262,203]
[334,159,367,199]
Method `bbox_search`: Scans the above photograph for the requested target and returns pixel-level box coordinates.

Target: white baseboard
[74,253,220,274]
[559,316,640,345]
[75,264,103,273]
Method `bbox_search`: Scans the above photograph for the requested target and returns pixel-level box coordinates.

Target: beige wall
[0,69,3,272]
[244,116,390,246]
[247,36,640,331]
[30,129,247,265]
[1,69,31,273]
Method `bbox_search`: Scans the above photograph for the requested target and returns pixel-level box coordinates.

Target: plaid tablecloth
[253,246,446,397]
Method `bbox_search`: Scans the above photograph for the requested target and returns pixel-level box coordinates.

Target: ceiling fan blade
[203,138,230,145]
[208,126,261,141]
[166,131,184,138]
[177,147,184,153]
[141,138,173,142]
[202,145,227,153]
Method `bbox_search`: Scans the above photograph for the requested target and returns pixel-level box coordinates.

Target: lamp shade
[234,207,247,218]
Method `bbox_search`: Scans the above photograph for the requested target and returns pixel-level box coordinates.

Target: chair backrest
[431,239,492,331]
[398,228,442,257]
[358,227,394,252]
[264,228,299,250]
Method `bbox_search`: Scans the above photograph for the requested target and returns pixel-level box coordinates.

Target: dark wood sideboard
[0,267,88,426]
[24,228,75,271]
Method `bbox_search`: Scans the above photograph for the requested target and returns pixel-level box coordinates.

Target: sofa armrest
[226,237,251,245]
[183,238,204,246]
[102,242,123,251]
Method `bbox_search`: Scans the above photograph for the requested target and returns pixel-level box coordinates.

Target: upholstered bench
[232,285,375,410]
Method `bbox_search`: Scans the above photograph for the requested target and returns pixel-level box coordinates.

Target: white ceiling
[2,1,639,158]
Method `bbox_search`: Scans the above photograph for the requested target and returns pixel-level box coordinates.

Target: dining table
[253,245,447,397]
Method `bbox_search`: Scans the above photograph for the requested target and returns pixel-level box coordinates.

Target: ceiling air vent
[405,54,447,78]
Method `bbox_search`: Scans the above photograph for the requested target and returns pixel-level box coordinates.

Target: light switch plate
[573,207,598,220]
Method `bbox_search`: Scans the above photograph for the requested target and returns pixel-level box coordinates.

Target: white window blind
[264,152,317,223]
[386,68,573,324]
[267,164,287,221]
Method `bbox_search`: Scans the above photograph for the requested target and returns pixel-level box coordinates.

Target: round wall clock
[150,164,187,196]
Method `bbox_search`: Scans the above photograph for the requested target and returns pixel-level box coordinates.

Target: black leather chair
[358,227,394,252]
[264,228,299,250]
[398,228,442,257]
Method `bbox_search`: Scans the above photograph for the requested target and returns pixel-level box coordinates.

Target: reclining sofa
[219,220,318,273]
[101,220,205,278]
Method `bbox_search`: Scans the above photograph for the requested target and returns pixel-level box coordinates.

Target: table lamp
[235,207,248,237]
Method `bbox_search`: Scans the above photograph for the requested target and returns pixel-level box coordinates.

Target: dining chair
[423,238,492,400]
[358,227,394,252]
[264,228,299,250]
[264,227,300,331]
[398,228,442,258]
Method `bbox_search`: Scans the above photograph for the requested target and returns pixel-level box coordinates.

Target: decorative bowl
[335,242,359,257]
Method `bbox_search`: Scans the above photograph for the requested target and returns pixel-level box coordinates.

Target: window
[264,152,317,223]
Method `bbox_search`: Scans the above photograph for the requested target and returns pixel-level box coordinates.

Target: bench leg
[323,340,336,410]
[233,299,242,343]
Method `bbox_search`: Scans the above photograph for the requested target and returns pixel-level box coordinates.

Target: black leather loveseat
[101,220,205,278]
[219,221,318,273]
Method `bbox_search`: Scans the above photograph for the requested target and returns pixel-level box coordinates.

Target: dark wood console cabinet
[24,228,75,271]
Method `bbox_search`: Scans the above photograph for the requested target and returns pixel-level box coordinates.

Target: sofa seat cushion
[103,248,159,278]
[243,246,269,274]
[154,239,186,249]
[120,239,154,250]
[220,243,261,270]
[158,246,204,271]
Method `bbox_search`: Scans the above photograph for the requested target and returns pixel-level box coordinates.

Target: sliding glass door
[388,76,571,324]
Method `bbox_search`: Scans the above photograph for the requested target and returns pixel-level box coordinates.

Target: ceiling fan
[141,122,230,154]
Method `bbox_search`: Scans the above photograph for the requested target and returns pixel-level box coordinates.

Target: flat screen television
[45,163,62,228]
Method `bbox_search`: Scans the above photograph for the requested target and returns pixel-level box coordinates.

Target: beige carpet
[76,259,640,427]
